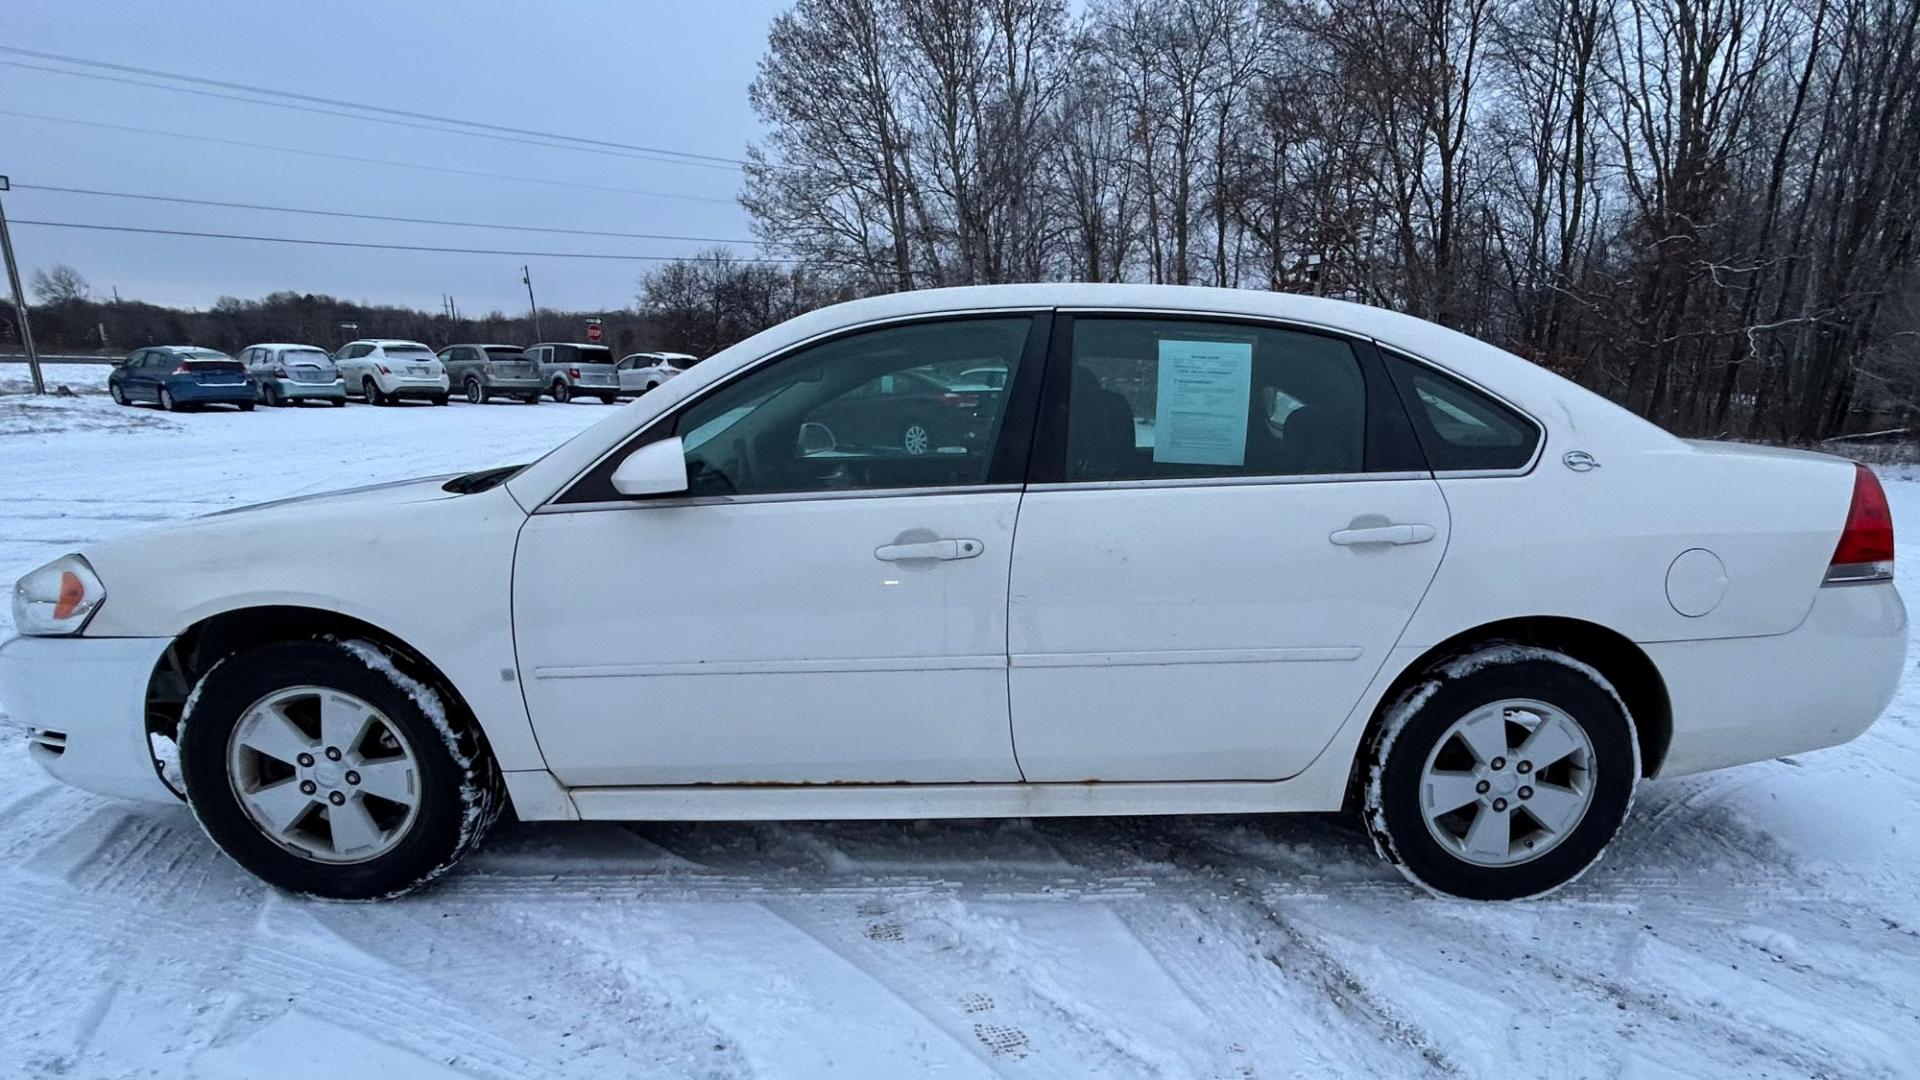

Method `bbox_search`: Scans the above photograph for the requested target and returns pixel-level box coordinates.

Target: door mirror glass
[797,421,837,456]
[610,436,690,498]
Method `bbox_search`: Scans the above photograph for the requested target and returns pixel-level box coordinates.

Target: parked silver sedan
[239,343,346,407]
[437,344,544,404]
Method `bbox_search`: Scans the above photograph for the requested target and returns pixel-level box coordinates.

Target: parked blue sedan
[108,347,258,412]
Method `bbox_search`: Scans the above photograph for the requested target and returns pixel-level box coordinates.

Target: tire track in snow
[0,879,571,1080]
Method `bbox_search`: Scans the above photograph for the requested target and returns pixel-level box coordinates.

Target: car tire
[110,383,128,406]
[160,387,180,412]
[177,639,507,900]
[551,380,572,404]
[262,384,280,408]
[331,397,347,407]
[900,419,933,456]
[1363,645,1638,901]
[238,400,256,412]
[521,393,540,404]
[598,393,617,405]
[432,395,450,407]
[466,378,487,405]
[362,378,385,406]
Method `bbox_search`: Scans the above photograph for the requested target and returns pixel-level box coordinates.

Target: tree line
[740,0,1920,440]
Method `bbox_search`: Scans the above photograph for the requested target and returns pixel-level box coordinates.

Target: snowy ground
[1,369,1917,1079]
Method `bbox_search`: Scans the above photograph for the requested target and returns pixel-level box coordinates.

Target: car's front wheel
[109,383,128,406]
[1363,645,1638,901]
[178,639,506,899]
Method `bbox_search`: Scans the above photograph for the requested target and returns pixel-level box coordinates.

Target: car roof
[242,343,329,351]
[530,341,612,348]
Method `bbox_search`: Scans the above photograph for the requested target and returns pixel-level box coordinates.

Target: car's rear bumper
[484,377,545,392]
[168,380,256,403]
[384,379,450,398]
[0,634,178,802]
[276,378,346,399]
[1647,582,1907,777]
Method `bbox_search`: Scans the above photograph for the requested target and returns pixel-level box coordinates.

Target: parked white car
[2,284,1904,901]
[616,351,698,397]
[334,339,451,406]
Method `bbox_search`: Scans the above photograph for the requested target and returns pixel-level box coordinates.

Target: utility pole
[0,176,44,394]
[521,265,543,340]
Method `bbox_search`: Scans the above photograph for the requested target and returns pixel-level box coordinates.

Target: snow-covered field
[1,369,1917,1079]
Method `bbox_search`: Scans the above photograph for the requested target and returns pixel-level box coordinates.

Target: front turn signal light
[12,555,106,636]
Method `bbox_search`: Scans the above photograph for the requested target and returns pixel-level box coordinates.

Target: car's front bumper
[1648,582,1907,777]
[0,634,178,802]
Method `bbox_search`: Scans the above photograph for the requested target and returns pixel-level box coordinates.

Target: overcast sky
[1,0,789,313]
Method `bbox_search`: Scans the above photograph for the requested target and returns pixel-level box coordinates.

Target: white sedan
[1,284,1904,901]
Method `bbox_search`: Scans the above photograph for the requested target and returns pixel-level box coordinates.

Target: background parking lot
[1,370,1917,1079]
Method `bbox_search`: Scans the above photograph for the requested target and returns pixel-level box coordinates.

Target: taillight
[172,364,191,375]
[940,392,980,408]
[569,367,582,379]
[272,366,289,378]
[377,364,392,375]
[1826,463,1894,584]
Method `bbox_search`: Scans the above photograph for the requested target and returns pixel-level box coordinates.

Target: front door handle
[1329,523,1437,546]
[875,538,984,562]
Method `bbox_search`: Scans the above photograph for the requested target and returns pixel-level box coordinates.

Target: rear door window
[1057,317,1370,481]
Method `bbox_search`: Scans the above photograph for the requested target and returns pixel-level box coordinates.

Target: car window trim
[547,309,1054,508]
[1024,309,1428,489]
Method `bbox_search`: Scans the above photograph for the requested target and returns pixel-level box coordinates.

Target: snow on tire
[177,637,506,900]
[1362,644,1639,901]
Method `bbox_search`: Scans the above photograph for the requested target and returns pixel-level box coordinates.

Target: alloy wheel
[225,685,422,864]
[1416,698,1596,867]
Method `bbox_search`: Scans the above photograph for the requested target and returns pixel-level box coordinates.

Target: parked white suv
[1,284,1904,901]
[334,339,451,406]
[616,351,698,397]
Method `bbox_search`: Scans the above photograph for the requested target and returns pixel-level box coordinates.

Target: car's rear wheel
[238,400,256,412]
[521,393,540,404]
[432,395,450,406]
[160,387,180,412]
[362,378,386,406]
[598,393,617,405]
[1363,645,1637,901]
[330,396,346,407]
[262,383,281,407]
[551,380,572,403]
[901,420,932,455]
[178,639,505,899]
[466,378,487,404]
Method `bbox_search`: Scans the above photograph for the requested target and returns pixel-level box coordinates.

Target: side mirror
[610,436,690,498]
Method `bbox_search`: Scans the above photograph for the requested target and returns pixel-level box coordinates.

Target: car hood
[204,474,465,518]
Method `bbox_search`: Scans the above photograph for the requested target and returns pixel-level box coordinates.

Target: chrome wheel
[902,422,931,455]
[1418,698,1595,867]
[226,686,422,864]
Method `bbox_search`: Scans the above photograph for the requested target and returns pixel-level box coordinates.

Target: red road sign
[585,321,603,343]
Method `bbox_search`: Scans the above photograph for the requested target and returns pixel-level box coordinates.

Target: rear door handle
[1329,523,1437,546]
[875,538,984,562]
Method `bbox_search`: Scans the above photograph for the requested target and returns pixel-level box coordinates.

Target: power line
[0,58,743,173]
[0,110,737,204]
[14,183,765,246]
[8,218,807,264]
[0,45,750,169]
